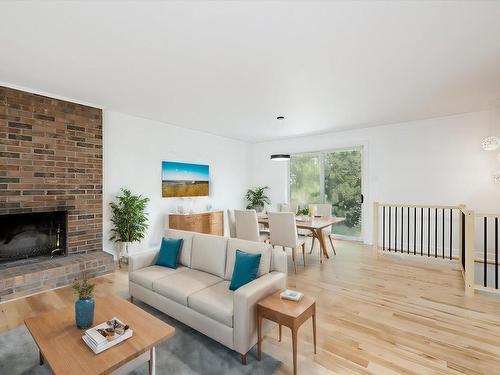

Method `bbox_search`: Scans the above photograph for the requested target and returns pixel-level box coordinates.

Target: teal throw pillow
[229,249,262,291]
[156,237,183,269]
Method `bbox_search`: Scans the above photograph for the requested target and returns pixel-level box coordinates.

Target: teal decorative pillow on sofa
[229,249,262,291]
[156,237,183,269]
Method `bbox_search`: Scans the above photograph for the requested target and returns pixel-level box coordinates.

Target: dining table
[258,215,345,263]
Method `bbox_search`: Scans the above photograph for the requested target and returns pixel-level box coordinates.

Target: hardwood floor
[2,239,500,374]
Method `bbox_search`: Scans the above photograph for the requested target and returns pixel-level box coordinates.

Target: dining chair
[278,201,299,214]
[267,212,306,273]
[308,203,336,255]
[234,209,269,242]
[278,201,310,236]
[227,209,236,238]
[278,202,290,212]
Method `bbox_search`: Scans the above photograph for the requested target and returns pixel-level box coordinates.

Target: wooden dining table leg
[314,228,330,260]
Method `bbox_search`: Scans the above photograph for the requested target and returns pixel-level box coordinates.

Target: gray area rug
[0,301,281,374]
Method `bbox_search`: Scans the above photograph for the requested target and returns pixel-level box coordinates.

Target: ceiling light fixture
[481,136,500,151]
[277,116,285,120]
[270,154,290,161]
[494,171,500,184]
[482,100,500,151]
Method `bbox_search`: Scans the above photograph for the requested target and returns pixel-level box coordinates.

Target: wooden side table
[257,292,316,375]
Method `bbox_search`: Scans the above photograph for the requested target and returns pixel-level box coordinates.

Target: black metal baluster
[484,217,487,287]
[449,209,453,260]
[395,206,398,251]
[428,208,431,257]
[401,207,404,253]
[407,207,410,254]
[388,207,392,251]
[420,207,423,256]
[442,209,445,259]
[495,217,498,290]
[435,208,438,258]
[413,207,416,255]
[382,206,386,250]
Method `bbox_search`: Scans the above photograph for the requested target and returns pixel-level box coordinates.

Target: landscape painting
[162,161,209,198]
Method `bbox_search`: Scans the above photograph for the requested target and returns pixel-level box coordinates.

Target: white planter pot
[118,242,131,268]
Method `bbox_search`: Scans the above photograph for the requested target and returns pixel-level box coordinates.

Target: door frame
[287,144,368,242]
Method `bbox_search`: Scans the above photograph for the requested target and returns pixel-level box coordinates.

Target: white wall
[249,111,500,244]
[103,111,250,256]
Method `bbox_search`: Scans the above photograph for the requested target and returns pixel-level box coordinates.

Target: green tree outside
[290,150,362,237]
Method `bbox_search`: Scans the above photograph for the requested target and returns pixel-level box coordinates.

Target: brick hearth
[0,252,114,302]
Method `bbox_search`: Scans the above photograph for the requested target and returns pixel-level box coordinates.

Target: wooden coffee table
[24,296,175,375]
[257,291,316,375]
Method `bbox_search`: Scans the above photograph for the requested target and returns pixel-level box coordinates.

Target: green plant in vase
[245,186,271,213]
[297,206,309,216]
[73,274,95,329]
[110,188,150,268]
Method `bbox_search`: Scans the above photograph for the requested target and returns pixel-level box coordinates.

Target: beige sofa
[128,229,287,363]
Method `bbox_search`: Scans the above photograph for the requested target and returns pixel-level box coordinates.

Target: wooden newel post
[372,202,379,257]
[464,209,475,296]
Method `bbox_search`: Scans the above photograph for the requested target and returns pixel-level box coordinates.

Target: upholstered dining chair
[278,201,299,214]
[279,201,309,237]
[267,212,306,273]
[234,209,269,242]
[308,203,336,255]
[227,209,236,238]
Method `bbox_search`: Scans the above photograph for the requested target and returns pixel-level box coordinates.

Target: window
[290,148,362,238]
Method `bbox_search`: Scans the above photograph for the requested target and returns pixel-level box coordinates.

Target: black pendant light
[270,154,290,161]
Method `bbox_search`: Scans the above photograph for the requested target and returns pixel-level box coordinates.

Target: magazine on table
[280,289,304,302]
[82,317,133,354]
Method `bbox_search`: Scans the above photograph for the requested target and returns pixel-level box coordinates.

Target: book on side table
[280,289,304,302]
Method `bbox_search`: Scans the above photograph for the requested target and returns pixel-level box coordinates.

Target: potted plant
[245,186,271,213]
[72,274,95,329]
[110,188,150,268]
[297,206,309,216]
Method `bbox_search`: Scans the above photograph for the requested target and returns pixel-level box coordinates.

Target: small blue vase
[75,297,95,329]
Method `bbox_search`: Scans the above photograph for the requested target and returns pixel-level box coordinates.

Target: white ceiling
[1,1,500,143]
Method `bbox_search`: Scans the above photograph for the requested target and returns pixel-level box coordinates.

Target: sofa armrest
[128,248,160,273]
[233,271,287,354]
[271,247,287,273]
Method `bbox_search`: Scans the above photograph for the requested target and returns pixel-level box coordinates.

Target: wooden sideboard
[168,210,224,236]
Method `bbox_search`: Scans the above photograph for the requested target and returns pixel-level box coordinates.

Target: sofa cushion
[224,238,272,280]
[189,281,234,327]
[165,229,194,267]
[130,265,187,290]
[156,237,183,269]
[153,269,222,306]
[191,233,228,278]
[229,250,262,291]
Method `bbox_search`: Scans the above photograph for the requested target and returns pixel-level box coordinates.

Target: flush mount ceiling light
[270,154,290,161]
[276,116,285,120]
[481,136,500,151]
[494,171,500,184]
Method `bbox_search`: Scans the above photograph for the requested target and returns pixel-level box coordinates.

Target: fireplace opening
[0,211,68,265]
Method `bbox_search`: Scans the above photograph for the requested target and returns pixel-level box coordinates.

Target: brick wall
[0,86,103,254]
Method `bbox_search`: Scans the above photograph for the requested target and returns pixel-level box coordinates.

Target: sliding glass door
[290,147,363,239]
